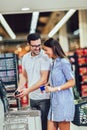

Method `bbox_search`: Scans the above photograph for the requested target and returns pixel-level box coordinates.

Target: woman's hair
[44,38,66,58]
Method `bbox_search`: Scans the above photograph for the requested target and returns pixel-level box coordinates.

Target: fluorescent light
[29,12,39,33]
[73,29,79,35]
[0,13,16,39]
[0,35,3,41]
[48,9,76,37]
[21,7,30,11]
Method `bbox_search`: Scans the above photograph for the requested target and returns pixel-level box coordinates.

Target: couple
[16,33,75,130]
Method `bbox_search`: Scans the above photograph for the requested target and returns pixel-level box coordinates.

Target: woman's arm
[46,78,75,92]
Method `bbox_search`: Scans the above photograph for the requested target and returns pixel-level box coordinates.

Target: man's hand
[15,88,29,98]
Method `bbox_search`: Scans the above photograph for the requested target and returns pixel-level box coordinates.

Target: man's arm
[17,70,49,97]
[28,70,49,92]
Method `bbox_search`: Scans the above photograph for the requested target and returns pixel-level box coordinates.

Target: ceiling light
[29,12,39,33]
[48,9,76,37]
[73,29,79,35]
[0,35,3,41]
[21,7,30,11]
[0,13,16,39]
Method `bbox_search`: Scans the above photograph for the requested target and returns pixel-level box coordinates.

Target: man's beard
[31,48,41,56]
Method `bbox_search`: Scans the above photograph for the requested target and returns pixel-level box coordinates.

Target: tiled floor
[70,123,86,130]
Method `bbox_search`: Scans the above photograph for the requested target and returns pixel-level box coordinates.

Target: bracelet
[57,86,61,91]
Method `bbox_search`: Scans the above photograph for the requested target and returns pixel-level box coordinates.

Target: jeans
[30,99,50,130]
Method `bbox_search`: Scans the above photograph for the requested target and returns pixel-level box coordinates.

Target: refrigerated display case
[0,53,19,109]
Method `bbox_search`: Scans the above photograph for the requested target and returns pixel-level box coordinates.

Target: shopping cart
[4,108,42,130]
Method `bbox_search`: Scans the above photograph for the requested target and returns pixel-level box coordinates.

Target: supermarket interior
[0,1,87,130]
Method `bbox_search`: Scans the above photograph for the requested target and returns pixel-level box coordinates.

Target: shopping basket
[72,101,87,126]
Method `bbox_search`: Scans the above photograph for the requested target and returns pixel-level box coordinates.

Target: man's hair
[27,33,41,44]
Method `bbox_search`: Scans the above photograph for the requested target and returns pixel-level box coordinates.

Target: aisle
[70,123,86,130]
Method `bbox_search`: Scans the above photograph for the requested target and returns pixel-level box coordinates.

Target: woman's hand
[45,85,53,92]
[46,85,61,92]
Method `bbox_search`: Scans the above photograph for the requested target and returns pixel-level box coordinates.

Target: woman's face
[43,46,54,58]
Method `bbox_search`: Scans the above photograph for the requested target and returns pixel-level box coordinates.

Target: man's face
[29,39,41,56]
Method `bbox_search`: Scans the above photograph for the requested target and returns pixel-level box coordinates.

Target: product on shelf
[79,67,87,75]
[81,85,87,97]
[82,75,87,82]
[76,49,84,56]
[78,57,86,65]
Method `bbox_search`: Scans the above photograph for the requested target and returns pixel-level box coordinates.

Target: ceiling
[0,0,87,44]
[0,0,87,14]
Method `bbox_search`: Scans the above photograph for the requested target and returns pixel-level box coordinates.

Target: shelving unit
[0,53,19,109]
[75,48,87,97]
[68,49,87,126]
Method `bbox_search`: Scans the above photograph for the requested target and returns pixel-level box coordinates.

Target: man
[17,33,51,130]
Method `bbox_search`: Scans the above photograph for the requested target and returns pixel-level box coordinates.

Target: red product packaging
[18,65,22,73]
[21,83,29,107]
[85,57,87,63]
[83,48,87,55]
[82,75,87,82]
[81,85,87,97]
[78,57,86,65]
[79,67,87,75]
[76,49,84,56]
[18,61,29,108]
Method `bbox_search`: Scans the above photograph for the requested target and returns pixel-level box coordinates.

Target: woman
[44,38,75,130]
